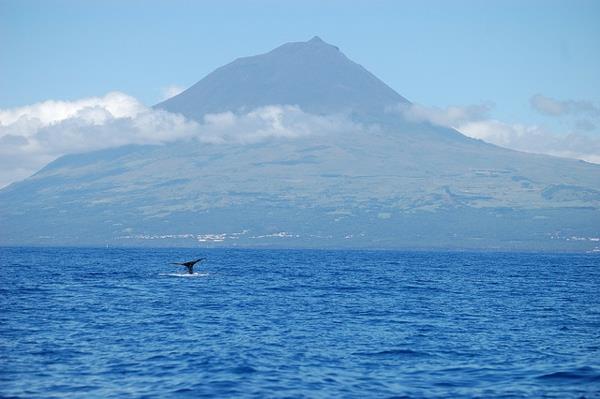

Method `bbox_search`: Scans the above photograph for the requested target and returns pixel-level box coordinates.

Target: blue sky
[1,0,599,186]
[2,1,598,115]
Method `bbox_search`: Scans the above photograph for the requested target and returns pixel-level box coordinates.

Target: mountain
[1,37,599,251]
[157,36,409,121]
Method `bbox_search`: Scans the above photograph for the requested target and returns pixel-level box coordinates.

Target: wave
[537,366,600,383]
[354,348,432,358]
[160,272,209,278]
[230,365,257,374]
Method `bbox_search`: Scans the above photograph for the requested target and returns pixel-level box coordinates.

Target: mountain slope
[1,37,599,250]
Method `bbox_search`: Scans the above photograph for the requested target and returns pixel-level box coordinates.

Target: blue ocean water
[1,247,599,398]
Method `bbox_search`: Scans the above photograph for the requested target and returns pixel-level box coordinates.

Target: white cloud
[0,92,357,188]
[530,94,600,117]
[199,105,355,144]
[0,92,145,126]
[391,102,492,126]
[161,85,185,100]
[395,102,600,165]
[459,120,600,164]
[530,94,566,116]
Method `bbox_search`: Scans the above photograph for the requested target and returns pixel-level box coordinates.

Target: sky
[1,0,600,186]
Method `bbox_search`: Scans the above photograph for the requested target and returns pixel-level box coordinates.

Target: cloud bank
[0,92,356,187]
[2,92,599,188]
[394,101,600,165]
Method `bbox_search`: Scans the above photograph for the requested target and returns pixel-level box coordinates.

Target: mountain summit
[1,38,599,250]
[157,36,408,120]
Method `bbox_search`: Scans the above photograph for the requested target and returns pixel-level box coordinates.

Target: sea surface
[1,247,599,398]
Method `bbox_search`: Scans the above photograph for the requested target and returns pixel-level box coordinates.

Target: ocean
[1,247,599,398]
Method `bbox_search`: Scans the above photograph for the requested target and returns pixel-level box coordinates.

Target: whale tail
[171,258,206,274]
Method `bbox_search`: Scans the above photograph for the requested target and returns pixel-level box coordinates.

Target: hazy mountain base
[0,202,597,251]
[1,130,598,251]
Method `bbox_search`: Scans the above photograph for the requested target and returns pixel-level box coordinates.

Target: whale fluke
[171,258,205,274]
